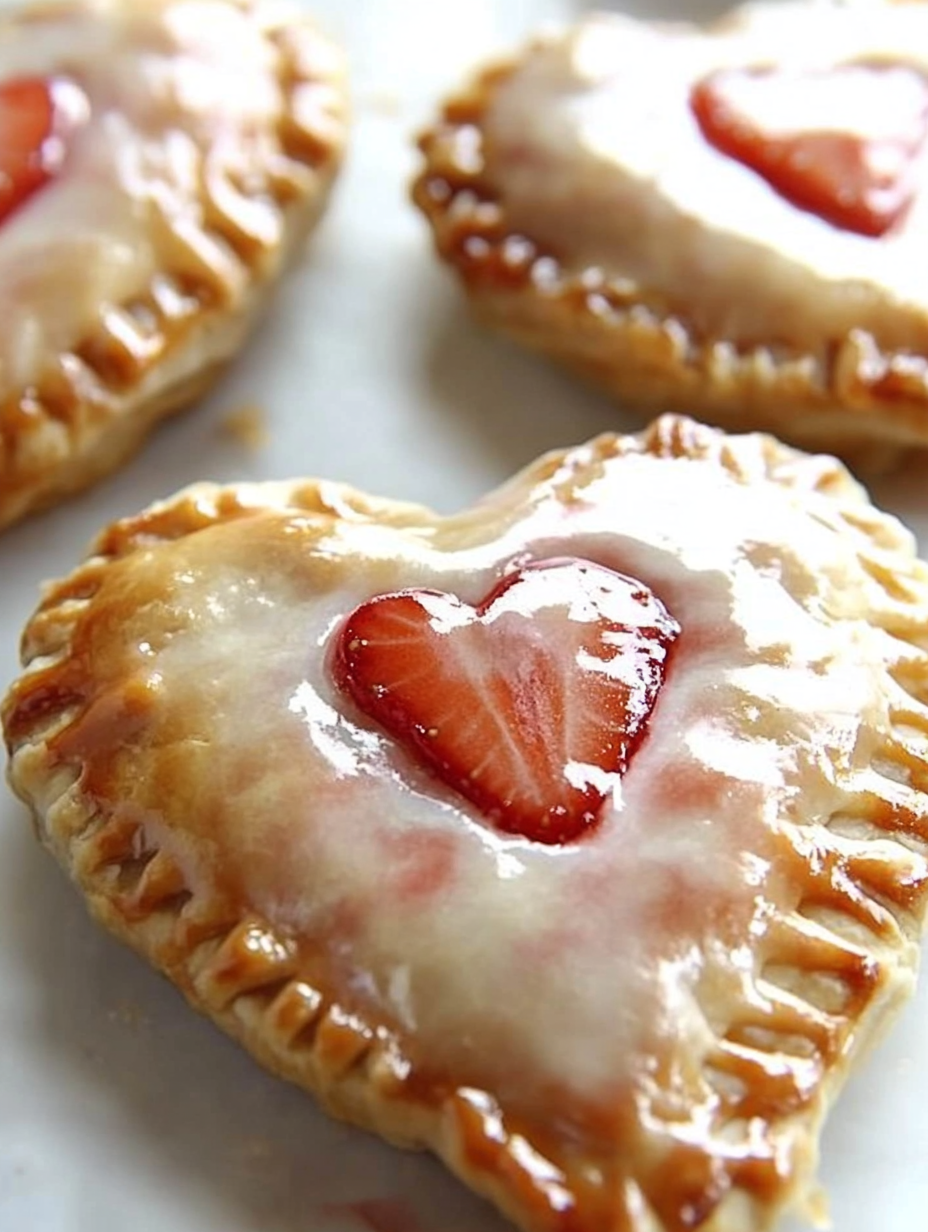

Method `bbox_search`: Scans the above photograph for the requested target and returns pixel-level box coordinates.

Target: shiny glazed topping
[691,64,928,237]
[483,3,928,348]
[334,558,680,845]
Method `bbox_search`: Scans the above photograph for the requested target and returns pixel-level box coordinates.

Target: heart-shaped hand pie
[0,0,347,532]
[336,559,680,844]
[415,0,928,466]
[4,416,928,1232]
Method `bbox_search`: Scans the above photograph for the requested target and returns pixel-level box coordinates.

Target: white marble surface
[0,1,926,1230]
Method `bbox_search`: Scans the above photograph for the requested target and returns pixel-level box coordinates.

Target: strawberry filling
[334,559,680,845]
[0,76,88,226]
[690,63,928,237]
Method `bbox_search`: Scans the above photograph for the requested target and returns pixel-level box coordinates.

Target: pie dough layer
[4,415,928,1232]
[413,0,928,468]
[0,0,346,530]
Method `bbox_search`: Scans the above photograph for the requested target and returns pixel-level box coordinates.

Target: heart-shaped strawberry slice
[691,63,928,237]
[0,77,87,225]
[334,558,680,844]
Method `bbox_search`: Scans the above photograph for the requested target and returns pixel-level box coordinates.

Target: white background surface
[1,1,927,1230]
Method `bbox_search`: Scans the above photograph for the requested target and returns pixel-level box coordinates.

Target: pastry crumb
[802,1184,831,1230]
[107,1000,148,1031]
[221,404,268,450]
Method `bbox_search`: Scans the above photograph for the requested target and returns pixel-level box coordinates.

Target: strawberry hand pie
[414,0,928,468]
[0,0,346,531]
[5,415,928,1232]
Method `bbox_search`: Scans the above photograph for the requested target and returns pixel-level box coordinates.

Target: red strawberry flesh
[691,63,928,237]
[334,559,680,845]
[0,77,87,226]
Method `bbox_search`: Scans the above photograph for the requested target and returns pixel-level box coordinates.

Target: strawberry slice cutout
[334,559,680,845]
[691,63,928,237]
[0,77,84,225]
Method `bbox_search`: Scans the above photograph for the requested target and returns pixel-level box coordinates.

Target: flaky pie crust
[412,15,928,472]
[4,415,928,1232]
[0,0,347,531]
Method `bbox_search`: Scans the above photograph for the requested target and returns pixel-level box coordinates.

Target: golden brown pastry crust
[412,32,928,472]
[0,0,346,531]
[4,414,928,1232]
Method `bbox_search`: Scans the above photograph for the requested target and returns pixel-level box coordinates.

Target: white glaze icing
[127,447,905,1116]
[482,0,928,349]
[0,0,286,392]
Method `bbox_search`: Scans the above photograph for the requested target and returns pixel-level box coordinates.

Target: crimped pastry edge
[0,0,348,531]
[411,32,928,473]
[4,414,928,1232]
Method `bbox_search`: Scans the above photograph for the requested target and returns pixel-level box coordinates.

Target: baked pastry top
[0,0,346,529]
[414,0,928,466]
[4,415,928,1232]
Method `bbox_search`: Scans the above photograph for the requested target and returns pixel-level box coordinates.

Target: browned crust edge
[0,0,349,531]
[411,49,928,472]
[3,415,928,1232]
